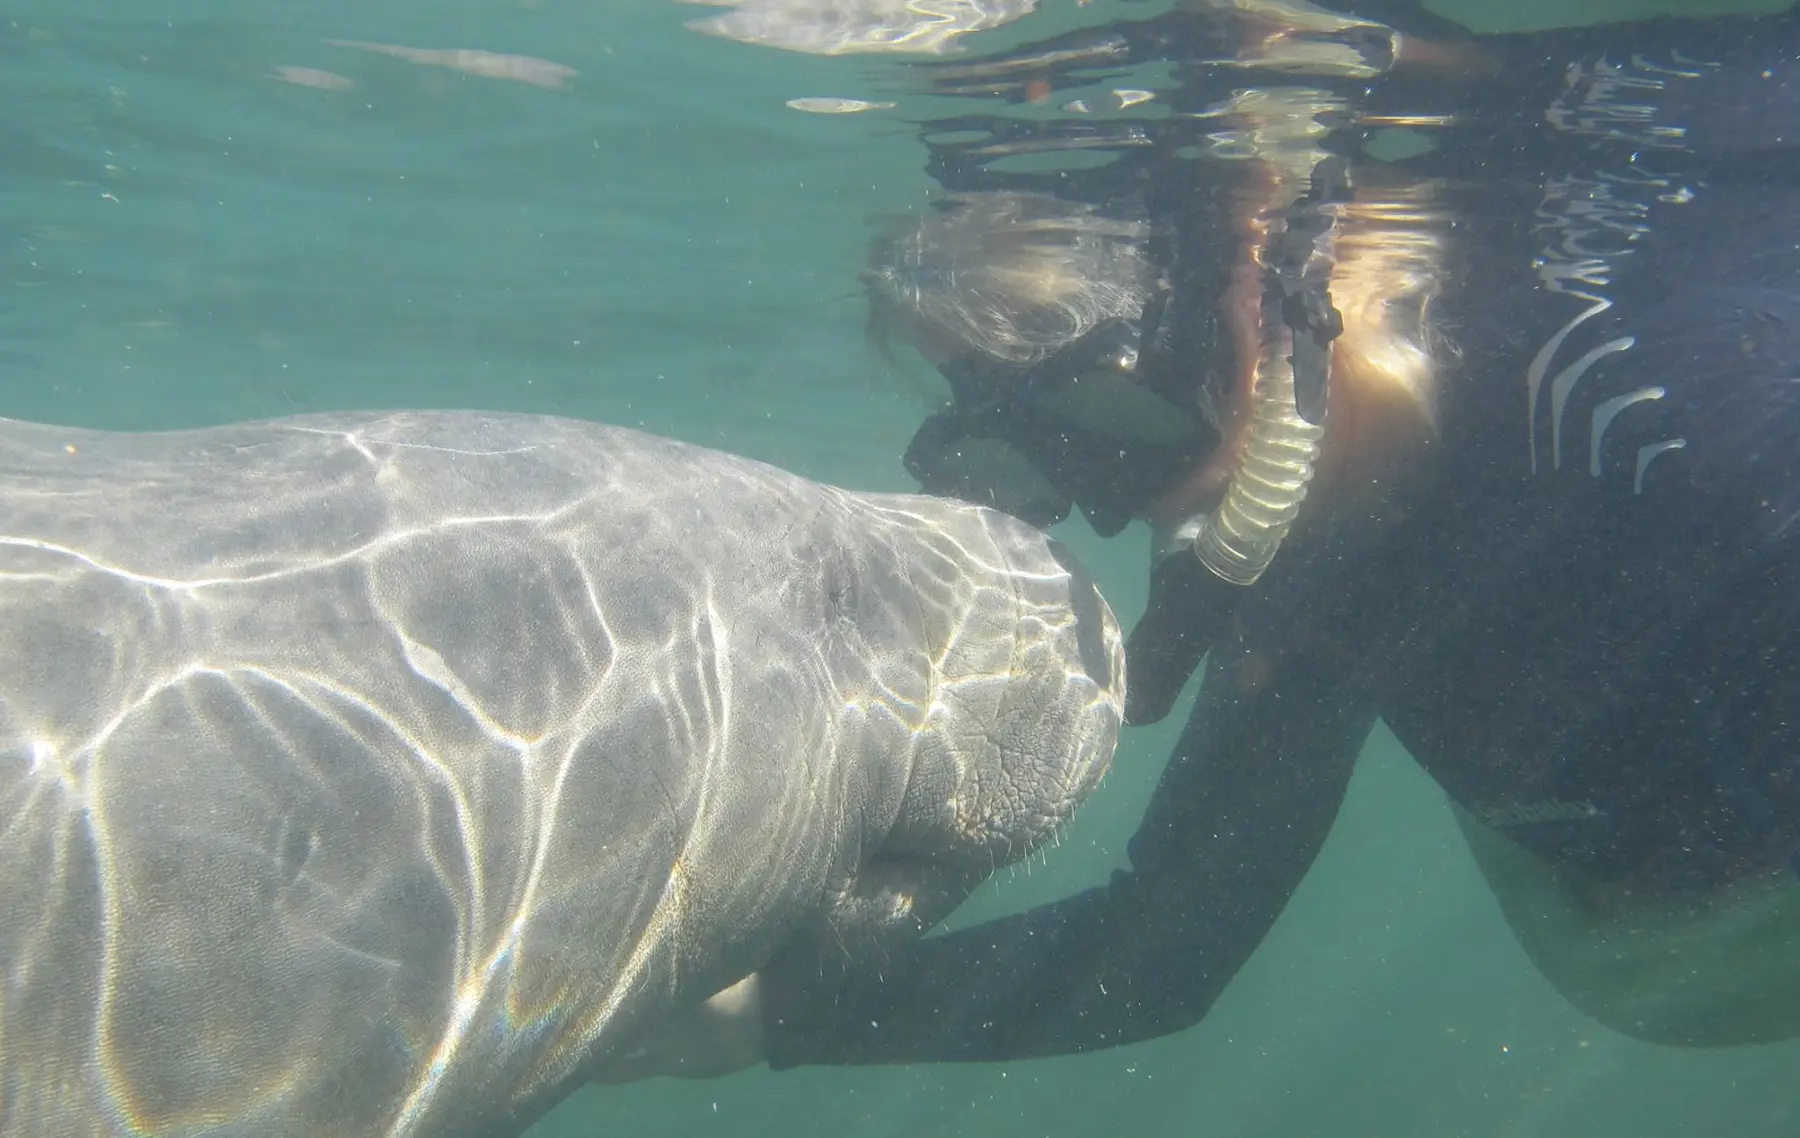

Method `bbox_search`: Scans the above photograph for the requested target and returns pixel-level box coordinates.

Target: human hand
[590,972,768,1084]
[1124,549,1238,726]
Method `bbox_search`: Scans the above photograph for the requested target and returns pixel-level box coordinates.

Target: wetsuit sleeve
[760,632,1380,1067]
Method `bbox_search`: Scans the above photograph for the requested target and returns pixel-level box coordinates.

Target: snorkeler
[598,0,1800,1078]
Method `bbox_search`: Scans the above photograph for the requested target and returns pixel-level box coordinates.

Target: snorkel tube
[1128,104,1354,728]
[1183,154,1348,586]
[1154,0,1397,586]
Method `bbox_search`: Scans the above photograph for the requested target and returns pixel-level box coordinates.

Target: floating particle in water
[271,65,355,90]
[785,96,897,114]
[322,39,578,89]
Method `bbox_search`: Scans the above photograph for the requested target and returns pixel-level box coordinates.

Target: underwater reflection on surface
[673,0,1043,55]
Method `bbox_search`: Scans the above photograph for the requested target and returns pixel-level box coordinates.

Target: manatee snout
[946,518,1126,865]
[775,495,1129,972]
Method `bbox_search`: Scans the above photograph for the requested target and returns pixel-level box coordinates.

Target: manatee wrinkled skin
[0,410,1124,1138]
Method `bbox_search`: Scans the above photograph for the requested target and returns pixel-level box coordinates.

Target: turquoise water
[5,1,1797,1135]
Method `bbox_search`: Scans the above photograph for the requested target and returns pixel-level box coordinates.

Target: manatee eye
[820,556,856,624]
[1045,537,1112,689]
[277,818,314,887]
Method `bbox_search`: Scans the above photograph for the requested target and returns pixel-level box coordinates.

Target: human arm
[749,596,1380,1069]
[591,596,1379,1080]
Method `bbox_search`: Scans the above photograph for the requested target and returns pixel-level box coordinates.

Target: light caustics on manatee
[0,409,1124,1138]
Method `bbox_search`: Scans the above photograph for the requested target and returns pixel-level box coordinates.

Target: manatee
[0,409,1124,1138]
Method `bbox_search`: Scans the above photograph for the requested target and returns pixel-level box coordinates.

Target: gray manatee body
[0,409,1125,1138]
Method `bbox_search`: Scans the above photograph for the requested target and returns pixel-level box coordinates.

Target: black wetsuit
[763,5,1800,1067]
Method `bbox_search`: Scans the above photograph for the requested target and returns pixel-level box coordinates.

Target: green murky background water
[4,1,1795,1135]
